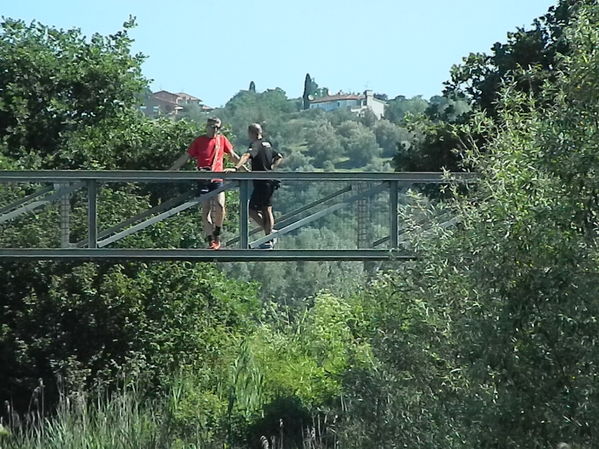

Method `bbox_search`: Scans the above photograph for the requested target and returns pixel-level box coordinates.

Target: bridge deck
[0,248,413,262]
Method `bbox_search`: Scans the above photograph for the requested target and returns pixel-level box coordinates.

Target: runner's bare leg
[249,209,264,229]
[202,202,213,237]
[263,206,274,236]
[212,192,226,228]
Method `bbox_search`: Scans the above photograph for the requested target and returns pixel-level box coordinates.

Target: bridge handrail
[0,170,478,183]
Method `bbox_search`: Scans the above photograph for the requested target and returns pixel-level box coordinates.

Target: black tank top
[250,142,277,172]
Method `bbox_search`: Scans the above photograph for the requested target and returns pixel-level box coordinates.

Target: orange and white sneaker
[209,239,221,250]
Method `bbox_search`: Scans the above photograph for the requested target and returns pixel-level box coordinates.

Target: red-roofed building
[309,90,386,119]
[140,90,213,117]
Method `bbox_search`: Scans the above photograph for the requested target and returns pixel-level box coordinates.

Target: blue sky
[2,0,557,107]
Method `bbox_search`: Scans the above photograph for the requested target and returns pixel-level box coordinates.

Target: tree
[338,6,599,449]
[372,119,410,158]
[426,95,470,122]
[392,115,466,172]
[302,73,328,110]
[0,260,260,412]
[388,95,473,172]
[385,95,429,124]
[445,0,596,115]
[337,121,382,166]
[304,121,344,167]
[0,18,261,417]
[0,18,147,166]
[302,73,313,110]
[451,14,599,440]
[359,109,377,128]
[220,88,298,147]
[249,80,256,93]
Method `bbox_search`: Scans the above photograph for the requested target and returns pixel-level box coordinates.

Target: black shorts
[197,180,223,196]
[249,181,276,209]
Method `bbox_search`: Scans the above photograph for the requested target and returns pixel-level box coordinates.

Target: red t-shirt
[187,135,233,172]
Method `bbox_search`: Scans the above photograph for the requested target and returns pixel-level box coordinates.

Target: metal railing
[0,170,476,261]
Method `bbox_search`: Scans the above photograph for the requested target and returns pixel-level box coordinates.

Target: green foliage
[385,95,429,124]
[302,73,328,110]
[218,88,299,148]
[336,121,382,167]
[392,115,464,172]
[0,18,146,164]
[445,0,596,115]
[247,293,372,417]
[372,119,410,158]
[5,3,599,449]
[211,81,413,172]
[213,85,467,174]
[221,226,367,304]
[447,8,599,446]
[356,5,599,448]
[3,378,234,449]
[0,260,260,412]
[338,273,468,449]
[5,385,169,449]
[331,5,599,449]
[59,111,200,170]
[303,121,344,167]
[302,73,313,110]
[388,94,472,173]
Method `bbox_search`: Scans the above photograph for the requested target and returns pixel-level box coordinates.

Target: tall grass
[1,383,189,449]
[0,351,337,449]
[0,381,339,449]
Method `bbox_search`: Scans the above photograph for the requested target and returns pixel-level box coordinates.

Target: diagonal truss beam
[76,190,195,248]
[95,183,234,248]
[0,185,54,215]
[249,183,386,249]
[0,183,83,225]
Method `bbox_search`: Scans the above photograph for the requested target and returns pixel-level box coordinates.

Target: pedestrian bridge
[0,170,475,262]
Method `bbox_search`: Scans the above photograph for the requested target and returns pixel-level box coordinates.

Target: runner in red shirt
[170,117,240,249]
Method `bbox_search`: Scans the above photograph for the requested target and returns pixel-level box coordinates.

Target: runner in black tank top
[233,123,283,248]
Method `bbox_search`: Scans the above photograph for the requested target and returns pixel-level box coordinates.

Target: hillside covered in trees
[175,77,470,174]
[1,1,599,448]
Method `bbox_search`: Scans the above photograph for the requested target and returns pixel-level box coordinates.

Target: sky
[2,0,558,107]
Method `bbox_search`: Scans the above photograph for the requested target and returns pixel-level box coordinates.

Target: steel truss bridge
[0,171,475,262]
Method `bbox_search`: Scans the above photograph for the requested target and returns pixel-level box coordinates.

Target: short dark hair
[248,123,262,136]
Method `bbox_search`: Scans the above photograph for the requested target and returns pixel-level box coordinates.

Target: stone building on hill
[308,90,386,119]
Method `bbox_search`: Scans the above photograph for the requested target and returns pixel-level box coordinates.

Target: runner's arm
[272,152,283,169]
[227,149,242,164]
[233,152,251,171]
[169,152,190,170]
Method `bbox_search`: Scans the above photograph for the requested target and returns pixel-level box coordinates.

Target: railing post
[356,182,369,249]
[389,180,399,248]
[87,179,98,249]
[56,183,71,248]
[239,180,250,249]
